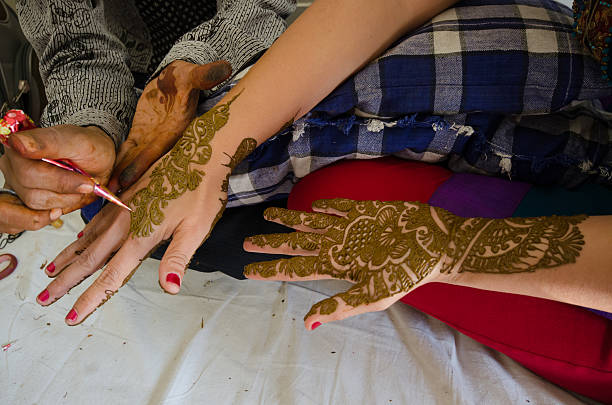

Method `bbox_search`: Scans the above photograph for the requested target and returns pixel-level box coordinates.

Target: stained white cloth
[0,210,594,404]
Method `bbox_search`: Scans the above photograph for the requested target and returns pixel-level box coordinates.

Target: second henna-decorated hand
[243,199,586,330]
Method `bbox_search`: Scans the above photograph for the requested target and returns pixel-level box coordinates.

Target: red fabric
[288,158,612,404]
[402,284,612,404]
[287,157,452,213]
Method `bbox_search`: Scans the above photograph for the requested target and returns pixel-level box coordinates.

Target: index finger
[64,236,154,326]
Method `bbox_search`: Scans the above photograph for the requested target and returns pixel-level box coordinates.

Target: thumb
[110,136,171,192]
[8,125,93,160]
[158,224,204,294]
[107,137,141,193]
[190,60,232,91]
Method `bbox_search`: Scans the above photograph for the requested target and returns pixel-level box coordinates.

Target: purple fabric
[587,308,612,321]
[428,173,612,320]
[427,173,531,218]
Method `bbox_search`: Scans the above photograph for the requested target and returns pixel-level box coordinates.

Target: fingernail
[50,208,62,221]
[166,273,181,286]
[77,183,94,194]
[46,262,56,274]
[37,289,49,303]
[66,308,78,322]
[77,231,84,239]
[311,321,322,330]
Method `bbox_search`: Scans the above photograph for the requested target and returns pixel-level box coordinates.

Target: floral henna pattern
[204,137,258,241]
[444,215,588,274]
[245,199,588,318]
[129,92,242,237]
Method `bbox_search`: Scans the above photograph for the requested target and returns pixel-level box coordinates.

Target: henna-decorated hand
[108,60,232,193]
[243,199,586,330]
[36,94,257,326]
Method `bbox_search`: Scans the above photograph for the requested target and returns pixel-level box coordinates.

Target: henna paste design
[247,232,322,252]
[129,92,243,237]
[204,137,258,242]
[245,199,587,319]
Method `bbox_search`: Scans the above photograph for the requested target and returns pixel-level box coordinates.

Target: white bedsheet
[0,210,593,404]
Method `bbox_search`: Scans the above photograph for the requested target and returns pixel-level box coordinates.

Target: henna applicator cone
[1,109,131,212]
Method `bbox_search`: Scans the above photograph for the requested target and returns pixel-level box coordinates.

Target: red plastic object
[0,254,18,280]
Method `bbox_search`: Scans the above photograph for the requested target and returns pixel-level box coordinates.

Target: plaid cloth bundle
[213,0,612,208]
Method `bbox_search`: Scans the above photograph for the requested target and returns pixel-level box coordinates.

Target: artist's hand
[242,199,456,330]
[107,60,231,193]
[36,96,256,325]
[0,125,115,217]
[0,192,54,234]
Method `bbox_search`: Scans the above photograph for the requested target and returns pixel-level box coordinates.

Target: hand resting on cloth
[243,198,612,330]
[36,94,255,325]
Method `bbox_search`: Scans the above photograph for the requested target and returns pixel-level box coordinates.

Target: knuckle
[161,251,191,272]
[19,166,38,188]
[27,215,48,231]
[21,191,44,210]
[93,265,123,291]
[123,138,139,150]
[75,249,98,269]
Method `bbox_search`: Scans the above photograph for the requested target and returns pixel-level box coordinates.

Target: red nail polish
[166,273,181,286]
[37,289,49,302]
[46,262,55,273]
[66,309,78,322]
[311,321,322,330]
[77,231,84,239]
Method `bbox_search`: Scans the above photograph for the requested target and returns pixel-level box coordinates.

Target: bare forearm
[436,216,612,313]
[208,0,457,154]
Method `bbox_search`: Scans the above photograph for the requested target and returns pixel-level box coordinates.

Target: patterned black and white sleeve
[16,0,138,148]
[152,0,296,92]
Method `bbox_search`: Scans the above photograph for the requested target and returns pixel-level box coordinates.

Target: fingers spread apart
[311,198,357,216]
[263,207,341,233]
[303,283,409,331]
[244,256,340,281]
[64,237,151,326]
[244,231,325,256]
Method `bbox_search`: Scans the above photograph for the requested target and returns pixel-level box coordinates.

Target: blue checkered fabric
[216,0,611,208]
[220,100,611,208]
[314,0,609,117]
